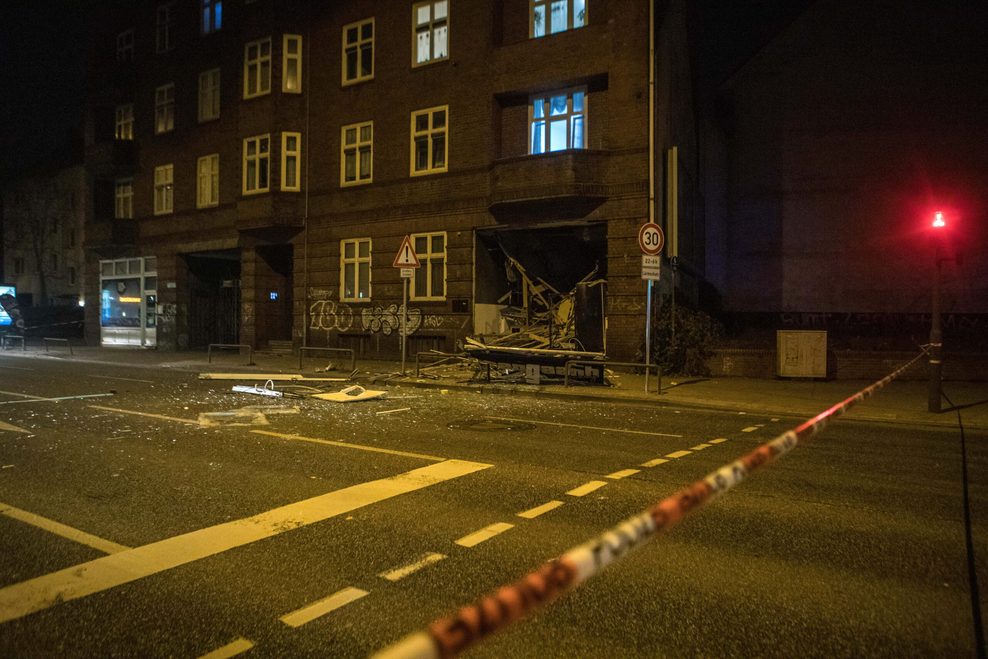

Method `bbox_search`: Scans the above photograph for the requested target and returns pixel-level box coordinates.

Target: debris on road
[232,380,282,398]
[198,406,299,427]
[376,408,411,415]
[198,373,349,382]
[312,385,386,403]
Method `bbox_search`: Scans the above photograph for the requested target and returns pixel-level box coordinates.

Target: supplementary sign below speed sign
[638,222,665,256]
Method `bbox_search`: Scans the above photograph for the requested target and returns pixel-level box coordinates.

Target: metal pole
[644,279,652,393]
[928,242,942,412]
[401,278,408,375]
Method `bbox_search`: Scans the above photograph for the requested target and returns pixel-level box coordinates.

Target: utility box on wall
[776,330,827,378]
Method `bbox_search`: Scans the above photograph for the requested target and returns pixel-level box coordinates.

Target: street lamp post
[928,211,946,413]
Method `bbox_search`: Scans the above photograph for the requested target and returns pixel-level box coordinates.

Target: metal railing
[42,337,73,355]
[207,343,254,365]
[1,335,25,351]
[564,360,661,394]
[298,346,355,372]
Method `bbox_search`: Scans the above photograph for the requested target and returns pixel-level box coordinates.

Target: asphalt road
[0,356,985,657]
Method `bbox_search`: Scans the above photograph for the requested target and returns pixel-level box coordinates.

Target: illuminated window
[341,121,373,186]
[198,69,220,122]
[115,104,134,140]
[283,35,302,93]
[413,1,448,66]
[197,154,219,207]
[156,3,175,53]
[342,18,374,85]
[117,29,134,61]
[340,238,372,302]
[201,0,222,35]
[155,84,175,134]
[410,232,446,300]
[244,38,272,98]
[153,165,173,215]
[530,88,585,153]
[410,106,448,176]
[531,0,586,38]
[281,132,301,191]
[243,134,270,194]
[115,179,134,219]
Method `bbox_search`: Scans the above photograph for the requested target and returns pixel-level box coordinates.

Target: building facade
[84,0,702,357]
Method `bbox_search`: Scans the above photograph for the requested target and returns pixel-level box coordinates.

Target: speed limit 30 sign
[638,222,665,256]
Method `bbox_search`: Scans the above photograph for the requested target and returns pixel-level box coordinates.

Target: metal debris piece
[312,385,386,403]
[232,380,282,397]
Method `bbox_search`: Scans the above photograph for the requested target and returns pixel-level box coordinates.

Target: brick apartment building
[84,0,701,358]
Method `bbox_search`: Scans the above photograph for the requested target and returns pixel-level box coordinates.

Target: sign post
[393,235,421,375]
[638,223,664,393]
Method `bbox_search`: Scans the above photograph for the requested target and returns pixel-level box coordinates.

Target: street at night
[1,353,985,657]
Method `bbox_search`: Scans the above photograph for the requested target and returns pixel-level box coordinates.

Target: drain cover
[448,418,535,432]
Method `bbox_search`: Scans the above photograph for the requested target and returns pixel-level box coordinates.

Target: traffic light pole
[928,242,943,413]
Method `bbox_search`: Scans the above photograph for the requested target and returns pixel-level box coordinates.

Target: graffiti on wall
[309,299,354,332]
[308,291,453,337]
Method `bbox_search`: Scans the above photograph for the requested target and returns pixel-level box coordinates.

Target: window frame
[281,132,301,192]
[242,134,271,195]
[409,231,447,301]
[116,29,135,61]
[412,0,449,67]
[198,68,221,122]
[154,83,175,134]
[530,0,587,38]
[282,34,303,93]
[340,121,373,187]
[115,179,134,219]
[156,2,175,53]
[196,154,220,208]
[243,37,272,99]
[115,104,134,140]
[153,165,174,216]
[340,237,372,303]
[342,18,375,85]
[201,0,222,35]
[410,105,449,176]
[528,87,587,154]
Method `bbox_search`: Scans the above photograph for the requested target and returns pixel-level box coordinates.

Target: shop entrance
[254,244,294,348]
[184,250,240,348]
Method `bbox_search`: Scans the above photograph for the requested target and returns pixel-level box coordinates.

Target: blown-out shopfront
[98,256,157,347]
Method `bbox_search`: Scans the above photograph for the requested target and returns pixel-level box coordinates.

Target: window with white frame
[341,121,372,186]
[413,1,448,65]
[115,104,134,140]
[155,83,175,134]
[340,238,372,302]
[411,232,446,300]
[115,179,134,219]
[283,35,302,93]
[281,132,301,191]
[197,154,219,207]
[243,134,270,194]
[201,0,222,35]
[531,0,586,38]
[530,88,585,153]
[153,165,174,215]
[410,106,448,175]
[198,69,220,122]
[342,18,374,85]
[117,29,134,61]
[244,38,272,98]
[156,2,175,53]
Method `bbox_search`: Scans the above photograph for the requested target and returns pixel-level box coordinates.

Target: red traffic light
[932,211,946,228]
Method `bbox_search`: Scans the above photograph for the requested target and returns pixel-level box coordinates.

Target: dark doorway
[255,244,293,347]
[184,250,240,348]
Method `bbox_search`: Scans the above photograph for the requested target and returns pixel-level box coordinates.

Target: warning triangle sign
[393,235,421,268]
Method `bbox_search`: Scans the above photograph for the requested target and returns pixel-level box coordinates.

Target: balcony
[489,150,609,219]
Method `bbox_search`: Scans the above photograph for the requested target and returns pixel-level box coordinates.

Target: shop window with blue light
[529,88,585,154]
[531,0,586,38]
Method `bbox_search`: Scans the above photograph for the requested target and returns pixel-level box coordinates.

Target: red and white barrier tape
[374,350,929,659]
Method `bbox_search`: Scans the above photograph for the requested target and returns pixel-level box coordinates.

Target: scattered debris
[198,406,299,428]
[232,380,282,398]
[198,373,349,382]
[376,408,410,415]
[312,385,386,403]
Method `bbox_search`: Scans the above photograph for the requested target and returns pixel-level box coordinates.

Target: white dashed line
[455,523,514,547]
[741,426,759,433]
[566,481,608,497]
[606,469,640,480]
[709,438,729,444]
[379,553,446,582]
[198,637,255,659]
[690,443,711,451]
[517,500,564,519]
[665,450,692,459]
[640,457,669,467]
[280,587,369,627]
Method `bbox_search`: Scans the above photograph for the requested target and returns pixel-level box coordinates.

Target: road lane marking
[253,430,444,462]
[0,459,491,624]
[0,365,33,371]
[0,420,30,434]
[741,426,759,432]
[455,523,514,548]
[709,438,729,444]
[198,637,255,659]
[0,393,114,406]
[606,469,640,480]
[280,587,369,627]
[0,389,45,400]
[484,416,681,438]
[379,553,446,582]
[665,450,692,459]
[0,501,130,555]
[690,443,711,451]
[517,500,564,519]
[88,405,200,425]
[640,458,669,467]
[566,481,608,497]
[89,375,155,384]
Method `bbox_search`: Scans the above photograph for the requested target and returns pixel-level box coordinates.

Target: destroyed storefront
[469,223,607,383]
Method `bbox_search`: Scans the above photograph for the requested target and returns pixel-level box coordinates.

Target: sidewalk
[3,345,986,431]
